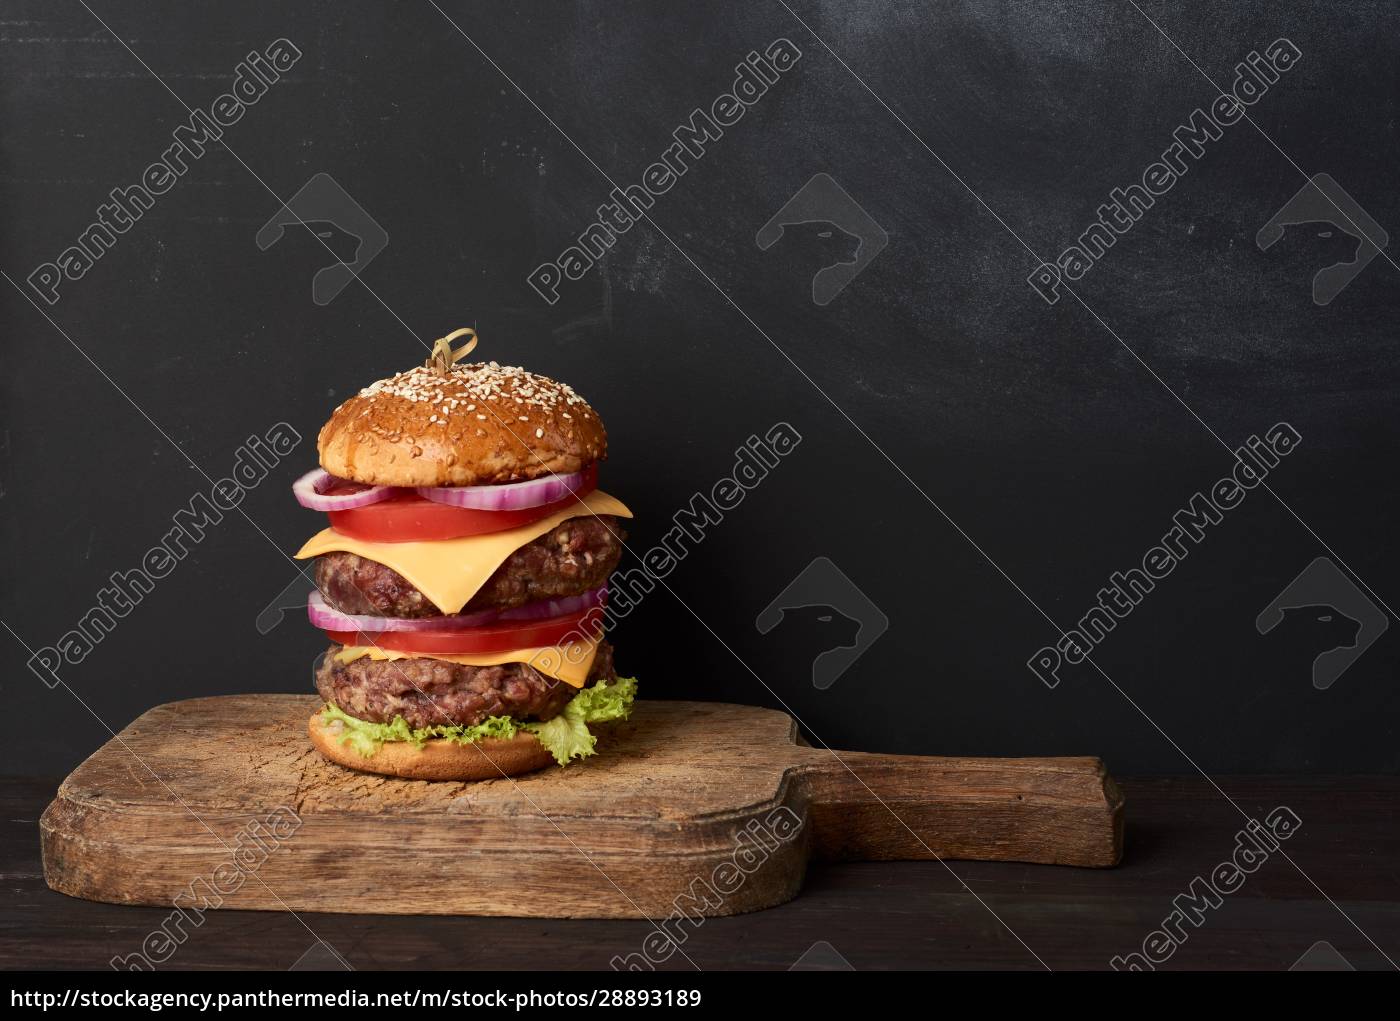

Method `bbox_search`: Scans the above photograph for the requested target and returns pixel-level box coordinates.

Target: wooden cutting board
[41,696,1123,918]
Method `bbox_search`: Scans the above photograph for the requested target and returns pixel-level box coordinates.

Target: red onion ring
[501,585,608,625]
[293,468,395,511]
[307,585,608,635]
[415,467,589,511]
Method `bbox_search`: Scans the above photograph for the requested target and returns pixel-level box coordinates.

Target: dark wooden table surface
[2,776,1396,971]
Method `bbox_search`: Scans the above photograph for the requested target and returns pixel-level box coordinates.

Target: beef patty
[314,640,615,729]
[315,515,624,619]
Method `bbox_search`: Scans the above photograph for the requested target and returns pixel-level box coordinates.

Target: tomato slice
[327,608,602,656]
[327,464,597,542]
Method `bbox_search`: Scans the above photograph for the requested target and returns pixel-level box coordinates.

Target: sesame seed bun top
[318,336,607,488]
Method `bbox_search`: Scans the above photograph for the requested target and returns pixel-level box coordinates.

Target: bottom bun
[308,712,555,781]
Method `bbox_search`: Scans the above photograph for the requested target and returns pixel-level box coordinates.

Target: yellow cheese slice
[334,635,600,688]
[295,490,631,614]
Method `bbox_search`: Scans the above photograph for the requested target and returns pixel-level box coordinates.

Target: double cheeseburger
[292,330,635,781]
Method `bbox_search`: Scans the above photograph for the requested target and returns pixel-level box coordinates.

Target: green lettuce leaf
[522,675,637,765]
[319,676,637,767]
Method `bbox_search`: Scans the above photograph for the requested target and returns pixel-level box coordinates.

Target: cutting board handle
[794,752,1123,867]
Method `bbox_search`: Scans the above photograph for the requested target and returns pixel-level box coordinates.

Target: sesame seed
[355,361,599,424]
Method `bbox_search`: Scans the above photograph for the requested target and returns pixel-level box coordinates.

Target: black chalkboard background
[2,0,1396,777]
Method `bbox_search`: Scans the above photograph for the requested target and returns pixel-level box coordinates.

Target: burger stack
[292,331,635,781]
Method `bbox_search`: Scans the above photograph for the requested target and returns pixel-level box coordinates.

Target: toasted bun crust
[309,712,555,781]
[319,361,607,487]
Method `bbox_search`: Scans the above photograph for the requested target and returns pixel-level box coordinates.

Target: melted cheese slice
[334,636,599,688]
[295,490,631,614]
